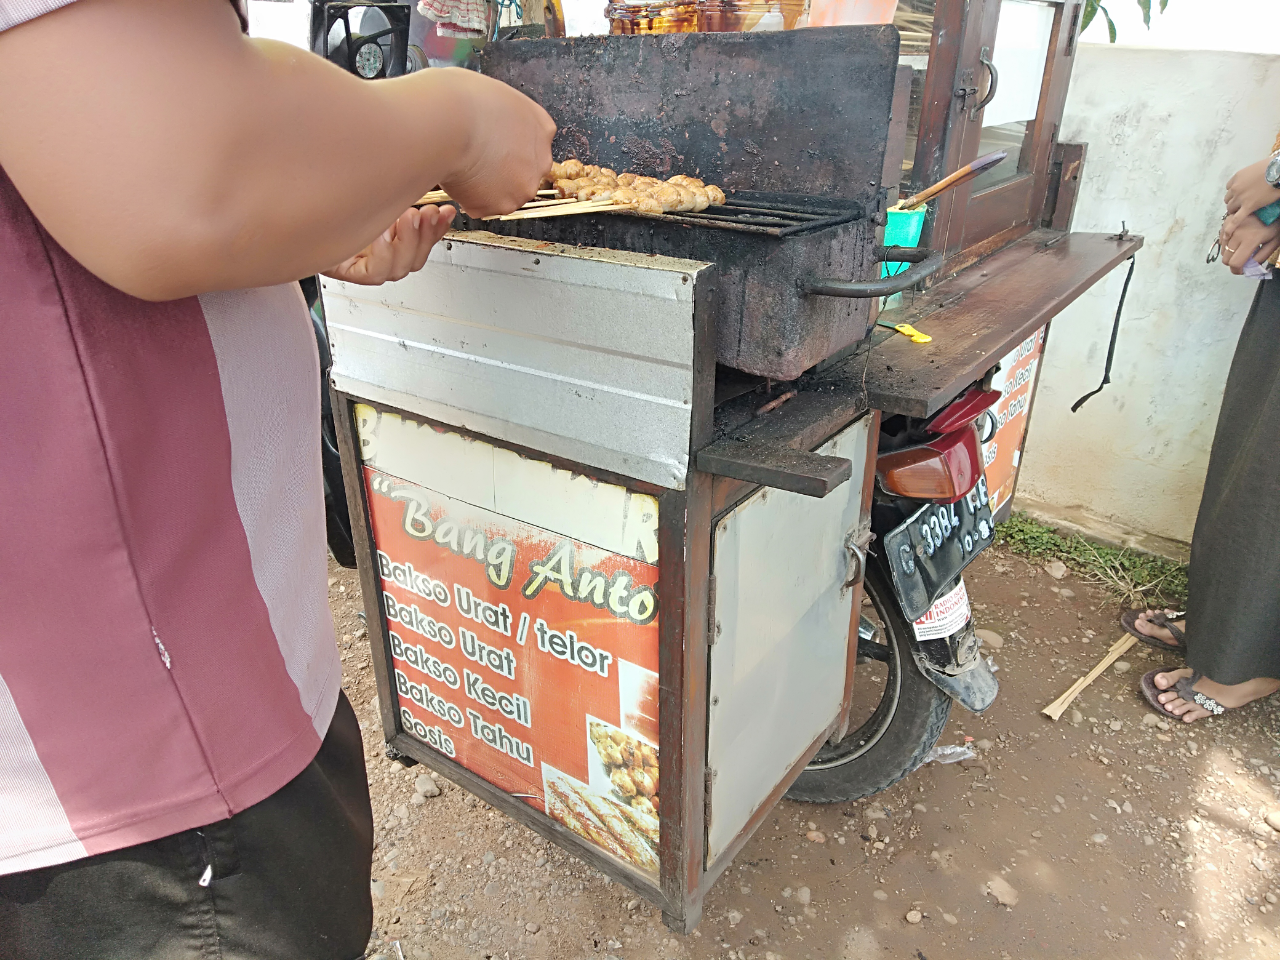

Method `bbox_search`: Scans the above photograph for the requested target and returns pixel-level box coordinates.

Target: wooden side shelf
[832,229,1144,418]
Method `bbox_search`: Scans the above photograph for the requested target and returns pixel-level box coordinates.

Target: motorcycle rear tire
[785,560,951,803]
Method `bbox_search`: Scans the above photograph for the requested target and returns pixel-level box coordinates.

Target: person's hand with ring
[1219,208,1280,275]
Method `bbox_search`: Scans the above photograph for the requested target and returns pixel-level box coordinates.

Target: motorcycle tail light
[878,426,983,503]
[926,386,1002,433]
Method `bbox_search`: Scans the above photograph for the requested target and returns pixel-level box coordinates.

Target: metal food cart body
[326,225,877,928]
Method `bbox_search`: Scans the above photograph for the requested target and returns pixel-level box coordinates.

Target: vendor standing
[0,0,553,957]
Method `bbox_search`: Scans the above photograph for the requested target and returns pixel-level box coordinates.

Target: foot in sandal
[1120,608,1186,651]
[1140,667,1280,723]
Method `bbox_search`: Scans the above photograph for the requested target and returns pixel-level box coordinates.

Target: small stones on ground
[1070,709,1084,726]
[975,739,994,752]
[1267,893,1278,904]
[942,913,958,925]
[1055,795,1066,805]
[796,886,812,905]
[483,882,500,896]
[976,629,1004,649]
[865,806,887,820]
[726,910,744,926]
[985,877,1019,907]
[1060,588,1076,599]
[1266,811,1280,832]
[873,890,889,901]
[482,852,495,865]
[525,922,541,934]
[1113,661,1131,674]
[415,774,441,798]
[913,802,928,814]
[905,909,923,924]
[627,898,641,911]
[394,804,409,819]
[1044,560,1068,580]
[1108,719,1123,731]
[371,879,386,899]
[805,830,826,843]
[1091,833,1109,845]
[1142,714,1161,727]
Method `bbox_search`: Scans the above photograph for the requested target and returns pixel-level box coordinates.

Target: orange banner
[364,467,662,878]
[982,325,1046,517]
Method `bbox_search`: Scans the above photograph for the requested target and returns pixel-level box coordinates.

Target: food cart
[320,5,1141,932]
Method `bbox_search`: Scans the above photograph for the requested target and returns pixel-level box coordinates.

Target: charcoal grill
[467,29,941,380]
[464,191,939,380]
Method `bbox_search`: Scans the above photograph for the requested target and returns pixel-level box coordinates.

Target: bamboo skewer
[1042,633,1138,721]
[489,199,624,221]
[415,188,558,206]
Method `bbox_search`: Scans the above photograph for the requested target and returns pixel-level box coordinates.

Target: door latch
[954,67,977,110]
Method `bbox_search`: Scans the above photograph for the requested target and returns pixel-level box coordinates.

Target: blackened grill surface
[608,191,865,237]
[472,30,899,379]
[476,29,898,210]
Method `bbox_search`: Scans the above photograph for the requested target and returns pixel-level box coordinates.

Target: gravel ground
[328,548,1280,960]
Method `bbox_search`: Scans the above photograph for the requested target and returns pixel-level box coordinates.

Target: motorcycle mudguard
[907,629,999,713]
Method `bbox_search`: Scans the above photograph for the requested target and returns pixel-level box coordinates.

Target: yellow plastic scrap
[877,321,932,343]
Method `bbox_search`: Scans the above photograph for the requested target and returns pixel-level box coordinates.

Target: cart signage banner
[357,409,662,880]
[982,325,1046,516]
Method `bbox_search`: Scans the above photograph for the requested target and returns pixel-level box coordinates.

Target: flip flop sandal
[1120,608,1187,652]
[1140,668,1227,720]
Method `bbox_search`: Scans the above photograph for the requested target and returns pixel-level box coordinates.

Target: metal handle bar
[799,246,944,299]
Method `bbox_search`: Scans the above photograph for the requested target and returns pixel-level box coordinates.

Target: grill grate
[609,191,866,238]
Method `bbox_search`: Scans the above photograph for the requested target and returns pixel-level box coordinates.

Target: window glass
[969,0,1055,193]
[894,0,936,193]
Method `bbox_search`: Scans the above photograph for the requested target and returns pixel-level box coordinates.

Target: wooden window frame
[908,0,1084,273]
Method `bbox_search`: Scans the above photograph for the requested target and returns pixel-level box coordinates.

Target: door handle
[970,46,998,121]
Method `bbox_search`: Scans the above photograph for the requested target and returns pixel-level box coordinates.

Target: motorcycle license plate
[884,476,994,623]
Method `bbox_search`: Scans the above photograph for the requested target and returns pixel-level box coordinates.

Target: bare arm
[0,0,554,300]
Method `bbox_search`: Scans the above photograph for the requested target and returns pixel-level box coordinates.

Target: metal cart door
[704,416,872,863]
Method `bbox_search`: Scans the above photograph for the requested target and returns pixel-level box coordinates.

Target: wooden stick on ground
[1042,633,1138,721]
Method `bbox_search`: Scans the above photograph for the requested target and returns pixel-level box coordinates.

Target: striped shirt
[0,0,340,875]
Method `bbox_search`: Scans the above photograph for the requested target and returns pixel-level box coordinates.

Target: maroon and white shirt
[0,1,340,875]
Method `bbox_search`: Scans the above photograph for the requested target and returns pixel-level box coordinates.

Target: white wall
[1079,0,1280,55]
[1016,45,1280,545]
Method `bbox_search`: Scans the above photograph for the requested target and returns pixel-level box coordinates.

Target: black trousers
[0,691,374,960]
[1186,278,1280,685]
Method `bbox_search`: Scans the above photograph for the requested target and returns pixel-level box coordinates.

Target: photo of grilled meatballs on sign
[589,719,659,819]
[543,159,727,215]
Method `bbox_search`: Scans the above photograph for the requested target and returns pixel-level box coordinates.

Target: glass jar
[605,2,700,34]
[695,0,809,32]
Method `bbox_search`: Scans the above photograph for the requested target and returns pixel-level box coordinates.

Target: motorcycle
[788,383,1002,802]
